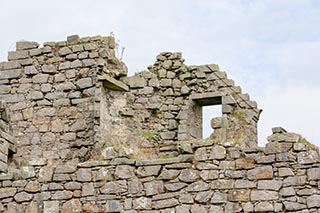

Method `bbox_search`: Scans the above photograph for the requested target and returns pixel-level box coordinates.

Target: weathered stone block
[209,145,226,160]
[247,166,273,180]
[76,78,93,89]
[283,201,306,211]
[62,199,82,213]
[165,182,187,191]
[43,201,59,213]
[235,157,255,169]
[0,69,22,79]
[228,189,250,202]
[179,169,199,182]
[133,197,152,210]
[251,190,279,201]
[153,198,179,209]
[255,202,274,212]
[144,180,164,196]
[307,194,320,208]
[187,181,209,192]
[101,180,127,194]
[105,200,122,212]
[257,180,282,191]
[115,165,135,179]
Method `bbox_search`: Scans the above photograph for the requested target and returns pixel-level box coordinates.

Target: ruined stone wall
[0,35,319,212]
[0,34,126,166]
[0,128,319,212]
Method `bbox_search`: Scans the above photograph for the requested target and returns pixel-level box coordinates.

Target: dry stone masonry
[0,34,319,212]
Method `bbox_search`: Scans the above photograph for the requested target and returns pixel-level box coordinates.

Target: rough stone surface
[0,35,318,212]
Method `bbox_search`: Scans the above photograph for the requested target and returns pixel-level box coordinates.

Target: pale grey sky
[1,0,320,146]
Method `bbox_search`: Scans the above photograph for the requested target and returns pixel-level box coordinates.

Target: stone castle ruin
[0,34,319,212]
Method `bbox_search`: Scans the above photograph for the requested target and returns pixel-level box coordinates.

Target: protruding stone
[16,41,39,50]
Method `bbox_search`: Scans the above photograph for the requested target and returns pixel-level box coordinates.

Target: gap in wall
[202,105,222,139]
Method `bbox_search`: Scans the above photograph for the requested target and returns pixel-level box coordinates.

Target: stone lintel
[98,74,129,91]
[190,92,223,106]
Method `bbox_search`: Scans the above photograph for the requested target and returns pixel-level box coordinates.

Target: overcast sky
[1,0,320,147]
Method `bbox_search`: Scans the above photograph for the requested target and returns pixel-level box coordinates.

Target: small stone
[234,180,256,189]
[180,86,190,94]
[51,190,73,200]
[105,200,122,212]
[247,166,273,180]
[70,119,87,131]
[133,197,152,210]
[283,176,306,187]
[228,189,250,202]
[100,180,127,194]
[177,143,193,154]
[297,150,319,164]
[41,132,56,143]
[25,180,40,192]
[194,147,208,161]
[307,194,320,208]
[209,145,226,160]
[153,198,179,209]
[136,165,161,177]
[144,181,164,196]
[14,191,33,202]
[76,169,92,182]
[32,73,49,83]
[307,167,320,180]
[0,188,17,199]
[62,199,82,213]
[27,91,43,100]
[42,64,57,73]
[191,204,207,213]
[255,202,274,212]
[76,78,93,89]
[115,165,135,179]
[165,182,187,191]
[235,157,255,169]
[251,190,279,201]
[284,201,306,211]
[186,181,209,192]
[82,183,95,196]
[43,201,59,213]
[39,166,54,182]
[58,47,72,56]
[211,180,234,189]
[24,66,38,75]
[0,69,22,79]
[179,169,199,182]
[257,180,282,191]
[195,191,213,203]
[158,169,180,180]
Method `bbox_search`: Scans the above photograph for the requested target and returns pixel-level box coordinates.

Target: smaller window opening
[202,105,222,139]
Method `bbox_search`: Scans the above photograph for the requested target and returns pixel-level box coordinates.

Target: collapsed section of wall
[0,128,319,212]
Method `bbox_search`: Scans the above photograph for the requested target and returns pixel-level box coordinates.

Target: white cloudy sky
[1,0,320,146]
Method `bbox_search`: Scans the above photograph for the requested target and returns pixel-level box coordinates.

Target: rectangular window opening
[202,105,222,139]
